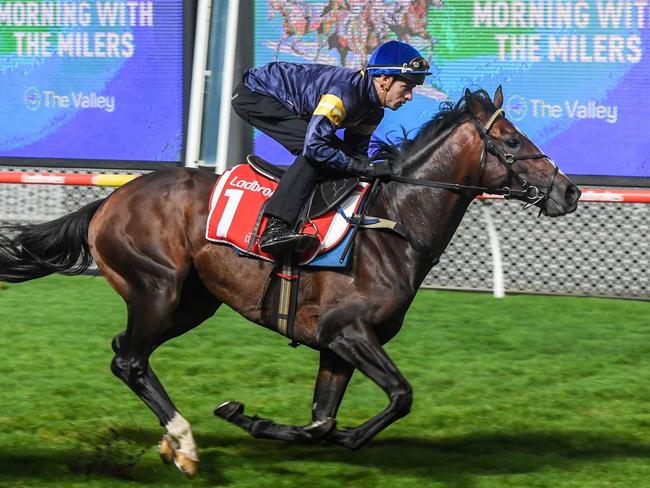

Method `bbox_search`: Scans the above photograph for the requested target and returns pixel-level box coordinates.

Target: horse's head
[464,86,580,217]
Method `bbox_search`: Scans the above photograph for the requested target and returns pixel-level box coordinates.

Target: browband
[482,107,504,134]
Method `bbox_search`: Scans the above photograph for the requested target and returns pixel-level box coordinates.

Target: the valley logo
[504,94,618,124]
[24,87,116,113]
[505,95,527,122]
[24,87,42,111]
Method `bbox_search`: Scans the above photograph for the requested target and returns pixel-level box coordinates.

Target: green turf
[0,275,648,487]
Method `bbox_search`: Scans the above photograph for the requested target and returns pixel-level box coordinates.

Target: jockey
[231,40,431,257]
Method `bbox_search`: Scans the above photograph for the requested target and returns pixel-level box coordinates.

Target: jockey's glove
[346,157,393,179]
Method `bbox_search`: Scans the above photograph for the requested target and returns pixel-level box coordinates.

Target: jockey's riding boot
[259,216,300,255]
[260,216,318,257]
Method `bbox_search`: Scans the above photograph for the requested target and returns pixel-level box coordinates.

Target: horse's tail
[0,198,105,283]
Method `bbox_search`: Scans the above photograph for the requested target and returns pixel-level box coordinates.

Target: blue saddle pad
[305,226,354,268]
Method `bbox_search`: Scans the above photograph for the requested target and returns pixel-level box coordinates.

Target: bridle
[475,108,559,210]
[389,107,560,210]
[347,106,562,261]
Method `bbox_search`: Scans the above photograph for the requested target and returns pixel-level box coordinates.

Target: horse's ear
[464,88,483,118]
[494,85,504,109]
[464,88,472,107]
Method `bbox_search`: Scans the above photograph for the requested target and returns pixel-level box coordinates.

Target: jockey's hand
[370,161,393,178]
[346,157,393,179]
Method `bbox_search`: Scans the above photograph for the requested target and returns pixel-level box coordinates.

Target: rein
[388,108,559,207]
[361,106,561,259]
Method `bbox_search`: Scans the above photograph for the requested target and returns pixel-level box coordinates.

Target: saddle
[245,155,366,346]
[223,155,432,346]
[246,155,360,219]
[206,156,426,346]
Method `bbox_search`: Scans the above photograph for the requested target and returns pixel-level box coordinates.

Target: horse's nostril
[566,185,581,205]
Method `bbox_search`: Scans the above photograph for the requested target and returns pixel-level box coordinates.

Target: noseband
[390,107,559,210]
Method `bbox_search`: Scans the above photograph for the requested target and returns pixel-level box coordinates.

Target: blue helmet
[366,40,431,85]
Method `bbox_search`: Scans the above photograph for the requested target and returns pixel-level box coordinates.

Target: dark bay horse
[0,88,580,477]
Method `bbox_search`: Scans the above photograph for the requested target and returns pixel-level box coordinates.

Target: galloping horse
[268,0,325,59]
[0,88,580,478]
[387,0,443,57]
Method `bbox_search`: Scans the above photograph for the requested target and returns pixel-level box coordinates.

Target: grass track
[0,275,649,487]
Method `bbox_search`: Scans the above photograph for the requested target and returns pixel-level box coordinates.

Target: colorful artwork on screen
[254,0,650,179]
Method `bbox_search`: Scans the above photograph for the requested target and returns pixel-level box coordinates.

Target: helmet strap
[379,76,394,107]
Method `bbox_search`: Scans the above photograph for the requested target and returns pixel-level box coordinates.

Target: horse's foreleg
[425,32,437,57]
[314,33,324,62]
[214,401,334,443]
[339,47,348,67]
[275,33,287,60]
[311,350,355,422]
[289,35,304,57]
[213,350,348,443]
[323,323,413,449]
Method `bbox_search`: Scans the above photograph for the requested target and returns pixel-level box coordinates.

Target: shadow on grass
[211,430,650,476]
[321,432,650,476]
[2,428,650,485]
[119,426,650,482]
[0,427,228,486]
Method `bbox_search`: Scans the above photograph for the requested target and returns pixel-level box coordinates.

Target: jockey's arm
[304,117,390,179]
[343,108,383,158]
[342,130,371,159]
[303,92,356,170]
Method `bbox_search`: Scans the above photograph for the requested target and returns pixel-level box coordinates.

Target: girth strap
[358,217,434,255]
[276,258,300,348]
[338,207,434,256]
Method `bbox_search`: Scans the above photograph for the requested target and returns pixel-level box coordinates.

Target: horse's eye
[505,138,520,149]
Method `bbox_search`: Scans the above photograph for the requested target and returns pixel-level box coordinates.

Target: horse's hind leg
[109,268,220,477]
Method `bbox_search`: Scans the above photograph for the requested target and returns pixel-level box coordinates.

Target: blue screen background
[0,1,183,162]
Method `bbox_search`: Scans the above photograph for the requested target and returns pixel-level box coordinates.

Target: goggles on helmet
[367,56,431,85]
[368,57,430,74]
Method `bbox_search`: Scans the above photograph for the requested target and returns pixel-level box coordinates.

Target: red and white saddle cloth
[206,164,369,265]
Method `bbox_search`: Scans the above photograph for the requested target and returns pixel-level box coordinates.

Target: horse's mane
[371,88,496,168]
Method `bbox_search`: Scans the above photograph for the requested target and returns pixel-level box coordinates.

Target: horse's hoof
[214,401,244,421]
[304,417,336,440]
[325,428,364,449]
[174,450,199,479]
[158,434,176,465]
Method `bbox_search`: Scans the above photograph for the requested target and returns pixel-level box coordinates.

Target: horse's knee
[391,383,413,418]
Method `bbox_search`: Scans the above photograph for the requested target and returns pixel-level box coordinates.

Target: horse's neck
[375,127,479,287]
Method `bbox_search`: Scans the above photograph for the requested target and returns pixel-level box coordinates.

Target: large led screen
[253,0,650,183]
[0,0,184,164]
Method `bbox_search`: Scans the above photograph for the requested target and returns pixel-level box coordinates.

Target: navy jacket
[243,62,384,169]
